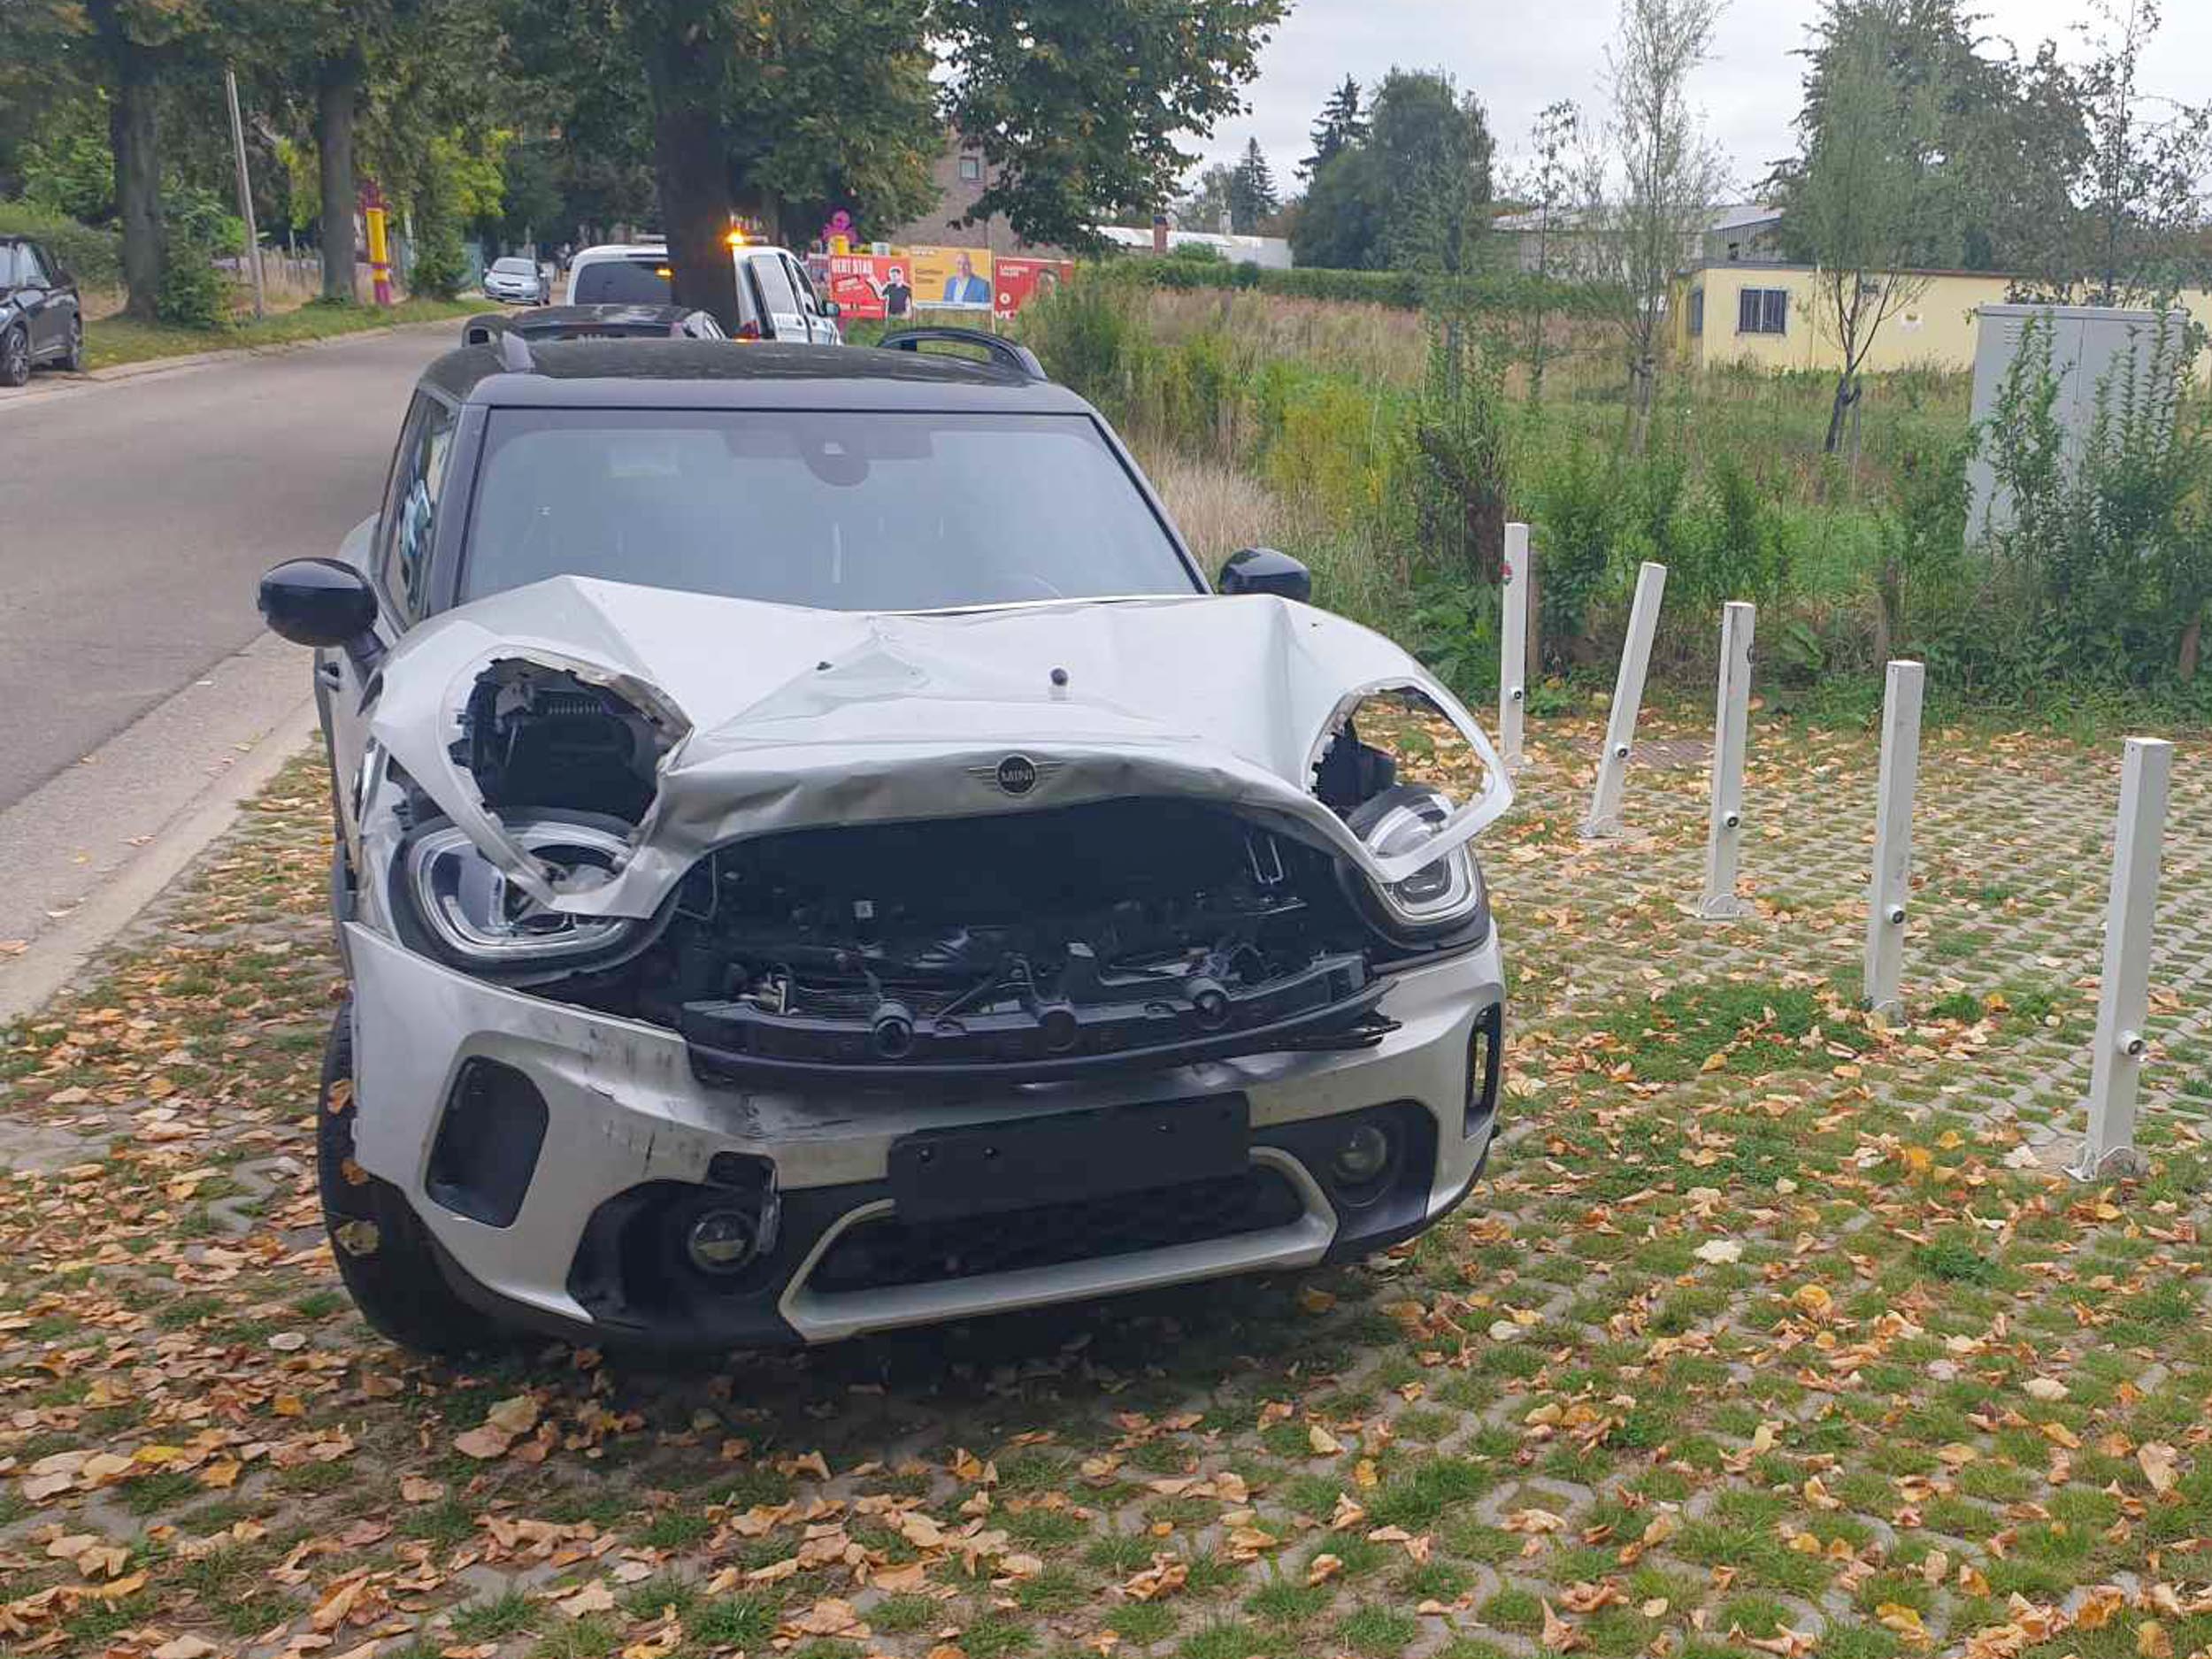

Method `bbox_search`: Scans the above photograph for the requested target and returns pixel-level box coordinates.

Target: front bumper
[343,924,1504,1348]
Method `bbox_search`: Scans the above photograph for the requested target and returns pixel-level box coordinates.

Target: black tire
[319,1000,507,1357]
[0,326,29,388]
[61,317,84,373]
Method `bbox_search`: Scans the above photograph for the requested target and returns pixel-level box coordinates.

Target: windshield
[572,257,672,304]
[461,408,1198,610]
[491,257,534,274]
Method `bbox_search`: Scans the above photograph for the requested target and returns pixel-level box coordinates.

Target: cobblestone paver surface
[3,710,2209,1659]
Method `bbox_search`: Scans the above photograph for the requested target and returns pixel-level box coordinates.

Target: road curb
[0,316,468,403]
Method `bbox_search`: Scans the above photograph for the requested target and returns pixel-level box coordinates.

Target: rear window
[572,257,673,305]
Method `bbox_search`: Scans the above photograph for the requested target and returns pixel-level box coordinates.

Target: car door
[29,243,78,358]
[783,254,841,343]
[11,242,56,358]
[745,251,809,342]
[325,390,457,865]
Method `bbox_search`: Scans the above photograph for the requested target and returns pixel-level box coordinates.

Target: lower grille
[809,1166,1307,1294]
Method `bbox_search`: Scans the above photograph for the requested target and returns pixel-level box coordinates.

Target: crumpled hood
[368,577,1510,918]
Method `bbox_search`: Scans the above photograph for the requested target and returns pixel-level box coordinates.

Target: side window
[785,255,822,315]
[20,243,51,285]
[751,254,799,318]
[383,395,457,618]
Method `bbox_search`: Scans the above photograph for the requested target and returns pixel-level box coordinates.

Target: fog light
[686,1208,760,1274]
[1331,1123,1394,1187]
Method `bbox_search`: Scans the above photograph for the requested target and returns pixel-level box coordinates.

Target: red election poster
[824,253,917,323]
[994,257,1073,318]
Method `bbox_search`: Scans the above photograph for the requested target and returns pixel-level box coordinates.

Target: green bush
[154,241,232,328]
[1154,329,1241,457]
[409,219,469,301]
[1015,271,1147,420]
[1394,319,1509,583]
[164,184,244,258]
[1705,450,1793,612]
[0,198,122,288]
[1871,435,1972,667]
[1528,435,1617,659]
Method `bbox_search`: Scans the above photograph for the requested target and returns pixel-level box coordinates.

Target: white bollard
[1862,660,1924,1024]
[1698,602,1756,918]
[1581,560,1667,839]
[2070,736,2174,1182]
[1499,522,1530,772]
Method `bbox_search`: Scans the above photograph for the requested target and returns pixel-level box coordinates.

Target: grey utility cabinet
[1966,302,2183,534]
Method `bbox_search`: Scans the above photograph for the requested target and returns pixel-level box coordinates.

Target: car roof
[510,303,695,328]
[572,240,801,261]
[420,339,1092,413]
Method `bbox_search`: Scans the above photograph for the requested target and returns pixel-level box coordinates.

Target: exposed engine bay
[515,797,1393,1084]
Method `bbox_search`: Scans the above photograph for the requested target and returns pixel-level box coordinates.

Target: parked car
[0,234,84,386]
[565,239,841,343]
[463,304,726,344]
[256,326,1509,1356]
[480,256,548,305]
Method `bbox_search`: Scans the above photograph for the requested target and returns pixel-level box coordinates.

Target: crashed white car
[257,326,1509,1355]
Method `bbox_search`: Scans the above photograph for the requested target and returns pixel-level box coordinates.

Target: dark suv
[256,326,1510,1356]
[0,235,83,386]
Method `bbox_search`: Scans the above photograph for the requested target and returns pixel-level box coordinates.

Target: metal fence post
[1862,661,1924,1024]
[1698,602,1756,918]
[1581,561,1667,839]
[1499,522,1530,772]
[2071,736,2173,1181]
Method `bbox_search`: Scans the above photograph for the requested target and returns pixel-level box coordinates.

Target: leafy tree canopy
[938,0,1286,252]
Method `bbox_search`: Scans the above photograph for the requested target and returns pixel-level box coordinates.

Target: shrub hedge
[0,198,123,288]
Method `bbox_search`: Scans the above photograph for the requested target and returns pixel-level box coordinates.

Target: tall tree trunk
[646,39,741,331]
[1824,373,1854,455]
[98,5,162,323]
[316,56,361,303]
[2181,614,2202,684]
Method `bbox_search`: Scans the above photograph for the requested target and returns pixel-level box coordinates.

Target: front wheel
[319,1000,508,1357]
[0,326,29,388]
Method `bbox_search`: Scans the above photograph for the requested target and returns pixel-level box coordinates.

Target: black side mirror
[1218,546,1312,604]
[259,559,382,666]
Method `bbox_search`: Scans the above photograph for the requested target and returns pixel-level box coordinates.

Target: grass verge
[81,298,483,372]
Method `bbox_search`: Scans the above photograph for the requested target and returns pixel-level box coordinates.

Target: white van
[564,242,842,343]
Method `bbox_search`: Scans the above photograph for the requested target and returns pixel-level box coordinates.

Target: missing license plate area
[887,1096,1250,1223]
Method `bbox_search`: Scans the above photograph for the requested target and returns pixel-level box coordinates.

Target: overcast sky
[1188,0,2212,198]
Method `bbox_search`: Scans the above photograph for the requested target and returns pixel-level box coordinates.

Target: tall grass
[1020,271,2210,711]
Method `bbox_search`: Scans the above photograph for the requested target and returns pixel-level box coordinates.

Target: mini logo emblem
[965,755,1060,795]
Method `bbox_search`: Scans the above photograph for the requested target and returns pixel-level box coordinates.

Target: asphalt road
[0,326,452,811]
